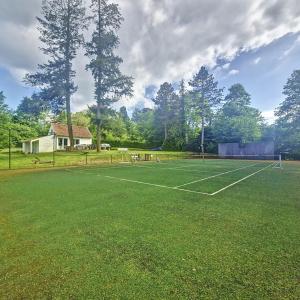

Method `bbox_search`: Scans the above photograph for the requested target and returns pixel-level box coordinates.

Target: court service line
[103,175,212,196]
[210,163,276,195]
[65,168,212,195]
[132,164,218,174]
[175,162,261,188]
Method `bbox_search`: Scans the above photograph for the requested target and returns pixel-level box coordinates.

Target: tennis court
[65,157,282,196]
[1,157,299,299]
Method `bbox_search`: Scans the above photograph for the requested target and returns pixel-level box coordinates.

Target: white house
[22,123,93,154]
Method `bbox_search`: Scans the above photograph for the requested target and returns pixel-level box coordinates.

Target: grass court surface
[0,158,299,298]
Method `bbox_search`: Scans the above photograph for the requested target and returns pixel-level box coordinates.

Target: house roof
[51,123,92,138]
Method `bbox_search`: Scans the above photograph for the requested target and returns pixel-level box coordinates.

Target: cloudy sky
[0,0,300,123]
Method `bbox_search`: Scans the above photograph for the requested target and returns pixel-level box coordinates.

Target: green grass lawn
[0,159,299,299]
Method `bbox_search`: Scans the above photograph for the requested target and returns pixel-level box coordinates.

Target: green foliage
[85,0,133,150]
[132,108,155,144]
[152,82,179,147]
[0,91,45,148]
[119,106,130,124]
[16,94,49,118]
[213,84,263,144]
[85,0,133,105]
[189,66,223,152]
[25,0,88,114]
[0,92,11,149]
[275,70,300,154]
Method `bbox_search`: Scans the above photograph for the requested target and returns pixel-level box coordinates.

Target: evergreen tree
[189,66,223,153]
[223,83,251,114]
[85,0,133,152]
[179,79,188,146]
[0,92,11,145]
[0,91,9,114]
[132,107,155,144]
[152,82,178,146]
[213,84,263,144]
[119,106,130,125]
[16,94,49,118]
[25,0,88,149]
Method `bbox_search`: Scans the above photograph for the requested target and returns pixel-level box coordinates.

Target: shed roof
[51,123,92,138]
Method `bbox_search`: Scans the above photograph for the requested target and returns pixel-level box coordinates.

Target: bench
[131,154,141,162]
[33,156,53,165]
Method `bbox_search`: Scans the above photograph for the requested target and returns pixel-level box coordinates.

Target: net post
[52,133,56,167]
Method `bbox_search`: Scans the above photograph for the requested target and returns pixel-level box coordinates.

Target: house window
[74,139,80,145]
[58,138,68,147]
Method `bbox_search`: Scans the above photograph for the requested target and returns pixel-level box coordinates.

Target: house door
[58,138,68,150]
[32,141,39,154]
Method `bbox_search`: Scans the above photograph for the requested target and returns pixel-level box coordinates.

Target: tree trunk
[185,131,189,144]
[201,116,205,154]
[66,0,74,150]
[95,0,102,153]
[96,101,101,152]
[163,121,168,146]
[66,98,74,150]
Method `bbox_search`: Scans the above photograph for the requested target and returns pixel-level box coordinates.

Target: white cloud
[253,57,261,64]
[262,110,277,124]
[1,0,300,111]
[228,69,240,76]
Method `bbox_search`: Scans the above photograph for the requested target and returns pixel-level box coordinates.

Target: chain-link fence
[0,150,186,171]
[0,128,186,170]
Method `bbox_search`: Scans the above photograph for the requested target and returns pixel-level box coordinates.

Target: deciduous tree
[275,70,300,154]
[213,84,263,144]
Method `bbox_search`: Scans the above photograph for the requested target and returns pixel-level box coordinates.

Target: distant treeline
[0,68,299,158]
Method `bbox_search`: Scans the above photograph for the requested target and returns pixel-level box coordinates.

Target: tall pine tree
[25,0,87,149]
[85,0,133,152]
[179,79,188,146]
[153,82,178,146]
[189,66,223,153]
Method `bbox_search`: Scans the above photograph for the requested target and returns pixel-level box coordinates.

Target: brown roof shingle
[51,123,92,138]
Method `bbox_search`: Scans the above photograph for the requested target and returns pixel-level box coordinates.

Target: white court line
[65,168,211,195]
[210,163,275,195]
[65,162,275,196]
[175,162,261,188]
[103,175,212,196]
[132,164,220,174]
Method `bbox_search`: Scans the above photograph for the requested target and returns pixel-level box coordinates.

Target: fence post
[52,134,55,167]
[8,128,11,170]
[111,154,113,164]
[53,151,55,167]
[86,152,88,165]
